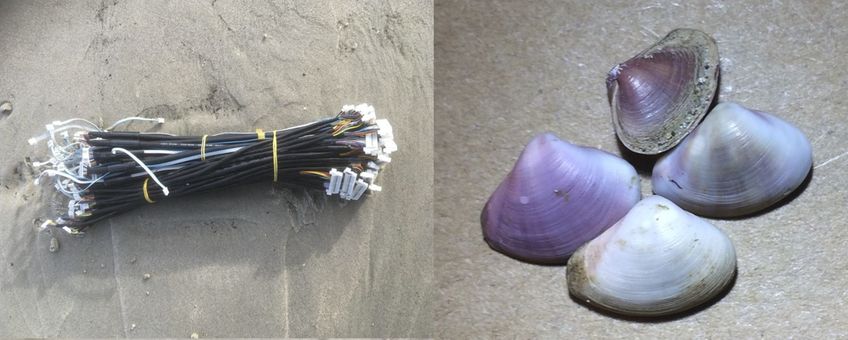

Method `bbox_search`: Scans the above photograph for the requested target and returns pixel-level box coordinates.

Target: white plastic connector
[376,119,393,139]
[363,133,379,156]
[359,169,377,183]
[340,167,357,199]
[356,103,376,124]
[351,179,369,200]
[368,184,382,192]
[382,139,398,154]
[326,168,343,195]
[377,154,392,164]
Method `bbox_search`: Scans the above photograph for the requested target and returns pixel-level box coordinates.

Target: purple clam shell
[608,28,719,155]
[481,133,641,264]
[652,102,813,217]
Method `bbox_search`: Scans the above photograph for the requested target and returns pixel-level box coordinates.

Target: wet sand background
[0,1,432,337]
[436,0,848,338]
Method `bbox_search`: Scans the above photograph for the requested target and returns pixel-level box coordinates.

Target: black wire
[59,112,378,230]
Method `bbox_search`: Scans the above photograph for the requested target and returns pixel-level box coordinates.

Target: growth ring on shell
[481,133,640,264]
[607,28,720,154]
[566,196,737,317]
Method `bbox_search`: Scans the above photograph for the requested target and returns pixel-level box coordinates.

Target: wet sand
[0,1,432,337]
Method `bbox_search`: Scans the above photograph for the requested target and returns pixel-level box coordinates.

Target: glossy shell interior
[607,28,720,154]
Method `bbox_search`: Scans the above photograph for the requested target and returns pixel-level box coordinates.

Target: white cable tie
[111,147,170,196]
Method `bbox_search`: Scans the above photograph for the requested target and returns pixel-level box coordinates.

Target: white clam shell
[567,195,736,317]
[652,102,812,217]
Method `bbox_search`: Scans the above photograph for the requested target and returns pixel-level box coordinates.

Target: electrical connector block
[363,133,380,156]
[376,119,393,140]
[382,139,398,154]
[340,167,357,200]
[326,168,343,195]
[351,179,369,200]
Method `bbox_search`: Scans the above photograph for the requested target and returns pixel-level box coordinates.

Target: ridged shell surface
[607,28,719,154]
[567,195,736,317]
[652,102,812,217]
[481,133,640,264]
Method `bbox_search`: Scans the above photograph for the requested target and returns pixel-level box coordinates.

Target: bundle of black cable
[32,104,395,233]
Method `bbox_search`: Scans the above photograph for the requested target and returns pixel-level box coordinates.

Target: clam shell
[567,195,737,317]
[607,28,719,154]
[481,133,640,264]
[652,102,812,217]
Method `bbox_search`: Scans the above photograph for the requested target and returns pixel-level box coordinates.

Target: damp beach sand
[0,1,433,337]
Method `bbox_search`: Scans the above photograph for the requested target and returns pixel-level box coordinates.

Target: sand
[436,1,848,338]
[0,0,432,337]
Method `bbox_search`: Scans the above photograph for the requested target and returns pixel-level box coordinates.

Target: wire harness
[30,104,396,234]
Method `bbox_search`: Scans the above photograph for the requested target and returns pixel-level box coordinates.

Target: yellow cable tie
[256,128,265,140]
[201,134,209,161]
[272,130,278,182]
[143,178,155,203]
